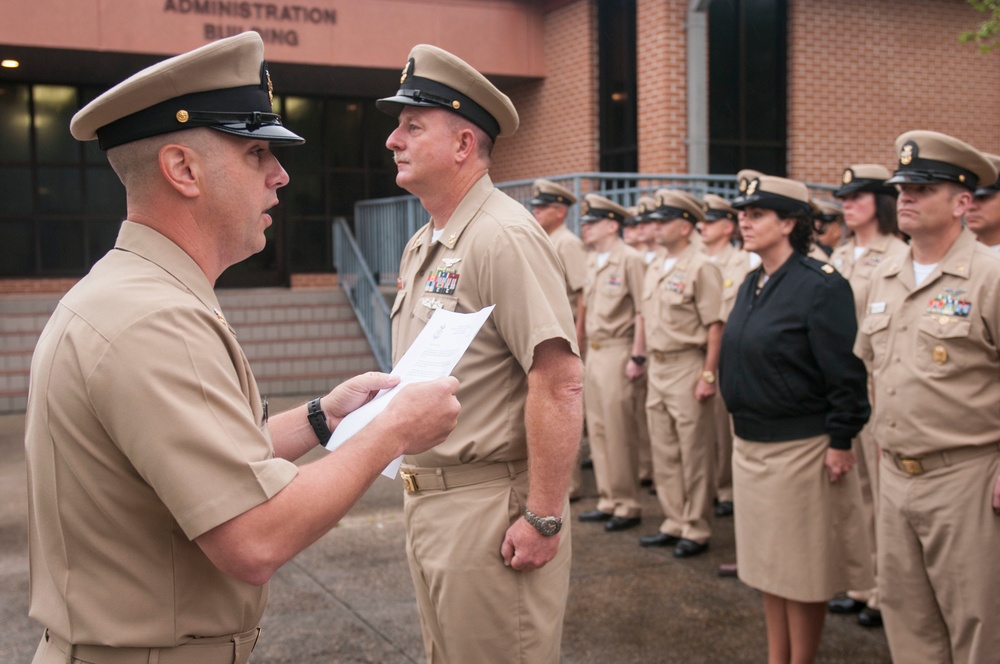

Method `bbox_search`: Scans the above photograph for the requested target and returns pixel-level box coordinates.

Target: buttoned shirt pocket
[413,294,459,323]
[917,315,973,377]
[859,313,891,369]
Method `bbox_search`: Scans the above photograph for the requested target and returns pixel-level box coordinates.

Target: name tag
[869,302,886,314]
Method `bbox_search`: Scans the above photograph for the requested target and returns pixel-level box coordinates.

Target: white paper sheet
[324,304,494,478]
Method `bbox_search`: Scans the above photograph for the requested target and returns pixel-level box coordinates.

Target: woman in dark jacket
[719,175,872,664]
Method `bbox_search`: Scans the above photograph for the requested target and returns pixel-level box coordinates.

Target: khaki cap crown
[834,164,896,198]
[376,44,518,141]
[813,199,843,223]
[652,188,706,224]
[529,179,577,206]
[731,175,812,215]
[886,130,997,191]
[975,153,1000,196]
[633,195,658,223]
[703,193,738,222]
[70,32,303,150]
[580,194,629,224]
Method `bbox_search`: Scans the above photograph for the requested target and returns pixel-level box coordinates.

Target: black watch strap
[630,355,646,365]
[307,397,332,445]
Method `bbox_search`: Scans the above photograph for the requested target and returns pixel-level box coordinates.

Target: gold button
[176,109,189,123]
[932,345,947,365]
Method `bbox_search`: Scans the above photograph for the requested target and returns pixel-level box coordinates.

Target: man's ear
[454,127,477,164]
[158,143,201,198]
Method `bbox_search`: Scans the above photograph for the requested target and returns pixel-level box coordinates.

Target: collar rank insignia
[213,308,236,337]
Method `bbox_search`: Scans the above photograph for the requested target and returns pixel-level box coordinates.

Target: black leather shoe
[639,478,654,488]
[714,501,734,517]
[857,607,883,628]
[604,516,641,532]
[673,538,709,558]
[827,596,866,614]
[639,532,680,547]
[578,509,613,523]
[580,458,594,470]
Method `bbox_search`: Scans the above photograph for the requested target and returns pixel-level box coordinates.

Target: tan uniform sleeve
[695,259,724,327]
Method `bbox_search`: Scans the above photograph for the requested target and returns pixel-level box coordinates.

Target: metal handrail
[332,218,392,371]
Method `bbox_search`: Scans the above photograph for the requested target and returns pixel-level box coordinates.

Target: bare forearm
[704,322,723,373]
[524,343,583,516]
[269,404,324,462]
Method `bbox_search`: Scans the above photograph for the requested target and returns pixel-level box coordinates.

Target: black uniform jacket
[719,252,870,450]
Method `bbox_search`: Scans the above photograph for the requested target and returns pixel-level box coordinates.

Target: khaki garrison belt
[400,459,528,493]
[589,337,631,350]
[884,442,1000,476]
[45,626,260,664]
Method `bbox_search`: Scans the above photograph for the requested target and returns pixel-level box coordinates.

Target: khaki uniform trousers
[645,348,715,543]
[404,466,572,664]
[712,392,734,504]
[878,447,1000,664]
[634,373,653,483]
[584,340,642,518]
[33,627,260,664]
[845,420,880,608]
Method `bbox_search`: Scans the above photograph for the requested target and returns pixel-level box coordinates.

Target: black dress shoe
[857,607,883,628]
[578,509,613,523]
[827,596,866,614]
[714,501,734,517]
[639,478,654,488]
[580,458,594,470]
[639,532,681,547]
[673,538,709,558]
[604,516,641,532]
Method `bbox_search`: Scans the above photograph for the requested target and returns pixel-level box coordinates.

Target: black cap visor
[376,75,501,141]
[731,191,811,216]
[833,179,897,198]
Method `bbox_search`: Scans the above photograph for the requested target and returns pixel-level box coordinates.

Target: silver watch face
[527,511,562,536]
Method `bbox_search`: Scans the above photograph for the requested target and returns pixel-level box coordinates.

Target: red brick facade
[490,0,598,182]
[636,0,689,173]
[787,0,1000,183]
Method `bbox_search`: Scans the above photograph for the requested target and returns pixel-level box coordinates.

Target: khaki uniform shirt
[392,175,577,467]
[583,239,646,341]
[855,228,1000,457]
[25,222,298,646]
[831,234,909,323]
[549,224,589,302]
[705,243,753,322]
[808,243,832,263]
[642,243,724,352]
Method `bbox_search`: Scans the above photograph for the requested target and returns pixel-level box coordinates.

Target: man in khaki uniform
[697,194,752,518]
[967,153,1000,250]
[26,33,460,664]
[575,194,648,532]
[638,188,724,557]
[530,178,588,499]
[378,45,583,663]
[855,130,1000,664]
[813,199,845,255]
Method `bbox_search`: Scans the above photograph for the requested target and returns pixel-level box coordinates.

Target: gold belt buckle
[401,471,418,493]
[899,458,924,475]
[652,350,665,362]
[590,340,600,350]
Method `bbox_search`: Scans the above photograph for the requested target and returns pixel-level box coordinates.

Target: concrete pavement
[1,398,891,663]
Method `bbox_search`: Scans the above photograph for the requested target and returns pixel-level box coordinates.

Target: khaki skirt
[733,434,874,603]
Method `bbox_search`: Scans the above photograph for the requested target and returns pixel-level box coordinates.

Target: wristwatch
[701,371,716,384]
[524,510,563,537]
[307,397,333,445]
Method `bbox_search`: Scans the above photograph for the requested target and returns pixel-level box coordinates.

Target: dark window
[598,0,638,173]
[708,0,788,176]
[0,81,402,283]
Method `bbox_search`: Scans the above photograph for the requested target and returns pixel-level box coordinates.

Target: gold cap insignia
[265,69,273,105]
[581,201,590,215]
[400,57,413,84]
[739,177,749,193]
[746,179,758,195]
[842,169,853,184]
[176,110,189,123]
[900,142,915,166]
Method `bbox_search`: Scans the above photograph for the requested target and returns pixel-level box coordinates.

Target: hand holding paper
[325,305,494,477]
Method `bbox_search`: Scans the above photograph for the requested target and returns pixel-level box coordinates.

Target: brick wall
[490,0,598,182]
[637,0,689,173]
[787,0,1000,185]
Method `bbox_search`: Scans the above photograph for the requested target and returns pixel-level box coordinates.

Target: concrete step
[0,287,378,413]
